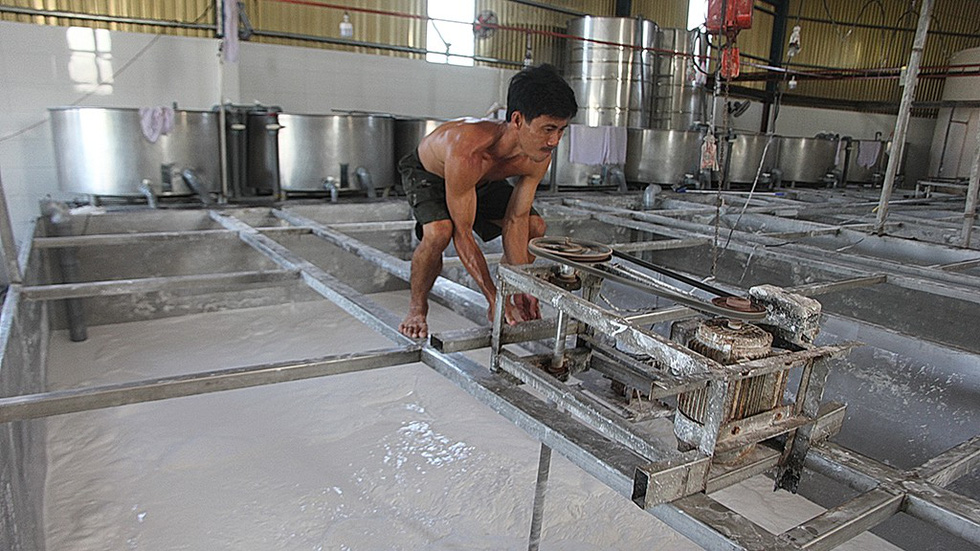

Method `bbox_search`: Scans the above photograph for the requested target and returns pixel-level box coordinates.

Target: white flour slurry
[44,292,900,550]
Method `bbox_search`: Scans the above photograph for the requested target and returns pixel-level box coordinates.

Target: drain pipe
[355,166,375,198]
[42,203,87,342]
[322,178,339,203]
[138,179,158,209]
[181,169,215,206]
[874,0,934,234]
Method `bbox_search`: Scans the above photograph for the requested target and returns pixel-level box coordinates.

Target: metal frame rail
[0,204,975,550]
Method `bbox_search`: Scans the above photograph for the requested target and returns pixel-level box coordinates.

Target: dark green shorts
[398,150,539,242]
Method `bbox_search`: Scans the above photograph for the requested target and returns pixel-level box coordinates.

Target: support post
[527,443,552,551]
[961,120,980,247]
[43,204,87,341]
[874,0,934,233]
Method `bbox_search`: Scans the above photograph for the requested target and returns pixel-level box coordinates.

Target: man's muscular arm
[442,145,502,322]
[499,171,545,322]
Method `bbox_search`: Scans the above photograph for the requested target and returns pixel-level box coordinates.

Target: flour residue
[43,293,899,550]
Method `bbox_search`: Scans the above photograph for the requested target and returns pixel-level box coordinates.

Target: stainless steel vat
[50,107,221,197]
[394,118,444,164]
[726,133,780,184]
[566,16,658,128]
[778,136,842,184]
[845,139,888,183]
[652,28,707,130]
[276,114,395,193]
[625,128,702,185]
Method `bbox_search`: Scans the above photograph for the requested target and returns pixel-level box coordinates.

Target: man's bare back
[417,118,552,187]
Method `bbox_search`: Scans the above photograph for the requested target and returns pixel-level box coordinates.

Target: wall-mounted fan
[473,10,498,39]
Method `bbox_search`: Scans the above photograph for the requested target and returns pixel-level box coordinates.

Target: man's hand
[511,293,540,322]
[488,293,541,326]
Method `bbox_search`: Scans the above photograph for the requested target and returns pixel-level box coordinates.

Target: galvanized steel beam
[780,488,905,550]
[911,435,980,487]
[0,346,420,424]
[30,226,313,248]
[20,269,300,300]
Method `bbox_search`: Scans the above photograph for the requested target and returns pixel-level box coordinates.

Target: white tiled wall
[0,20,514,255]
[238,42,512,118]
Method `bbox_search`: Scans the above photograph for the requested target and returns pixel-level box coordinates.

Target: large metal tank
[50,107,221,197]
[844,138,890,184]
[394,118,444,164]
[778,135,842,184]
[625,128,702,185]
[652,28,707,131]
[726,133,780,184]
[276,114,395,193]
[566,16,658,128]
[928,46,980,180]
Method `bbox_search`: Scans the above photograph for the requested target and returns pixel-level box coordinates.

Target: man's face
[516,113,569,162]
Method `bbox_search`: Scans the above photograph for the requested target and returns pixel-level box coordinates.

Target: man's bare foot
[399,311,429,339]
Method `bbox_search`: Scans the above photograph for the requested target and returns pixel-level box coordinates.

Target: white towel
[138,106,175,143]
[857,140,881,169]
[568,124,605,165]
[604,126,628,164]
[568,124,627,165]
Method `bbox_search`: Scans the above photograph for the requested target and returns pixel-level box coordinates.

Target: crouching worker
[397,64,578,338]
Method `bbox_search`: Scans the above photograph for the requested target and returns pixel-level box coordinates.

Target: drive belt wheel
[528,237,613,264]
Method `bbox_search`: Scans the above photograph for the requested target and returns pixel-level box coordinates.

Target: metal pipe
[961,120,980,247]
[354,166,375,198]
[181,169,215,206]
[322,178,339,203]
[42,203,87,342]
[550,310,567,370]
[137,180,158,209]
[527,443,552,551]
[874,0,935,234]
[0,6,216,31]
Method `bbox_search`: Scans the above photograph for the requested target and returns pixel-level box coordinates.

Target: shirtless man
[397,64,578,338]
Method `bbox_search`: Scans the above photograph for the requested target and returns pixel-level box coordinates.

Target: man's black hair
[506,64,578,123]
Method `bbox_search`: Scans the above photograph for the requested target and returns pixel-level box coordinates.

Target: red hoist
[706,0,753,79]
